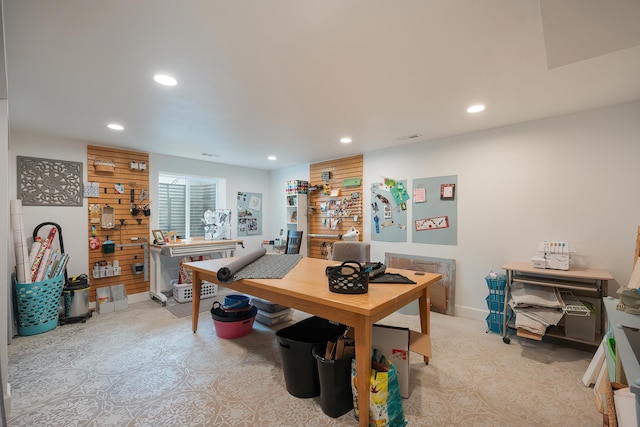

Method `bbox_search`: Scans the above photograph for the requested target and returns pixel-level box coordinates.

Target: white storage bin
[111,284,128,311]
[250,296,289,313]
[96,287,114,314]
[255,308,294,326]
[172,279,218,303]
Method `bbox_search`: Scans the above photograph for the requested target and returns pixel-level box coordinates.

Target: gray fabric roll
[217,248,267,283]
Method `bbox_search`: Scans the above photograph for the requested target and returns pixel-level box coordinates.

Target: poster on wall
[370,178,409,242]
[202,209,232,240]
[237,192,263,236]
[412,175,458,245]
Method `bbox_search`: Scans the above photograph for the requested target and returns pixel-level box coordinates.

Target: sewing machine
[531,240,570,270]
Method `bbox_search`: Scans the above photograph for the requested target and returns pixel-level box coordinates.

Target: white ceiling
[4,0,640,170]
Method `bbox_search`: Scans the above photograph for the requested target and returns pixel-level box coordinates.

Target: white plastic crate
[255,308,294,326]
[172,280,218,303]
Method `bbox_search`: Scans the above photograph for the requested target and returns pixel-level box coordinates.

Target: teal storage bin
[485,275,506,291]
[486,293,506,312]
[15,274,65,336]
[486,312,505,334]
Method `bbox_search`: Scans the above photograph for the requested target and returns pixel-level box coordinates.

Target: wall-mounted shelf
[284,184,308,256]
[94,160,115,173]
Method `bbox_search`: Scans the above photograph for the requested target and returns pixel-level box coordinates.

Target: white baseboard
[4,382,11,418]
[453,305,488,322]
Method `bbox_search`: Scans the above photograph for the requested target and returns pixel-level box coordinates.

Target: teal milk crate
[486,293,506,312]
[485,275,506,291]
[485,309,514,334]
[486,312,506,334]
[15,274,65,336]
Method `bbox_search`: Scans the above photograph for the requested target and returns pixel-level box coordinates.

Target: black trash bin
[313,344,355,418]
[276,316,346,398]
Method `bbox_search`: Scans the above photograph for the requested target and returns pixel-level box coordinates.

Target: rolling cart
[485,273,513,343]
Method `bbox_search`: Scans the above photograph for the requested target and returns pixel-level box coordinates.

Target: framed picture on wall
[440,184,455,200]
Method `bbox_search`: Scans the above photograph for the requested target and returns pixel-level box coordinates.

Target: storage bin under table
[256,308,294,326]
[275,316,346,398]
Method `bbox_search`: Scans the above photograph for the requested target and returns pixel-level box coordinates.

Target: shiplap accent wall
[308,155,363,259]
[87,145,150,301]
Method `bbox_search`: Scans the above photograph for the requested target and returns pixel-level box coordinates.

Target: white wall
[362,101,640,319]
[7,102,640,324]
[263,102,640,320]
[8,132,88,279]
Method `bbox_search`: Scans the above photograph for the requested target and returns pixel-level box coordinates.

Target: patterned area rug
[165,298,215,318]
[7,300,602,427]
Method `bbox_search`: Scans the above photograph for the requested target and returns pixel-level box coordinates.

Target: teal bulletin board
[412,175,457,245]
[237,192,262,236]
[370,179,409,242]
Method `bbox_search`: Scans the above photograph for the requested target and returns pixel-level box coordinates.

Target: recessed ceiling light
[153,74,177,86]
[340,137,352,144]
[268,155,277,161]
[107,123,124,131]
[467,104,485,113]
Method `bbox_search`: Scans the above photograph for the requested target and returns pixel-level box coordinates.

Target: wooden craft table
[149,238,243,304]
[185,256,440,427]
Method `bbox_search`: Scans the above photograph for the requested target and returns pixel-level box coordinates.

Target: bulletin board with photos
[237,192,263,236]
[411,175,458,245]
[308,155,363,259]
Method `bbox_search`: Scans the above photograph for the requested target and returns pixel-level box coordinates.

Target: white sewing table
[149,238,244,304]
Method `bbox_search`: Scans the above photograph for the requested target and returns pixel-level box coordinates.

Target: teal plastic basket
[485,293,506,312]
[485,275,506,290]
[485,312,506,334]
[15,274,65,336]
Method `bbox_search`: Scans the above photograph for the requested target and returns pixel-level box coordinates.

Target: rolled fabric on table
[217,248,267,283]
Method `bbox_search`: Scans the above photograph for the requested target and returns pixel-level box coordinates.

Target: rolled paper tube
[35,248,51,282]
[10,199,31,283]
[31,226,58,281]
[31,238,49,282]
[28,241,42,266]
[45,226,58,247]
[343,227,359,238]
[216,248,267,283]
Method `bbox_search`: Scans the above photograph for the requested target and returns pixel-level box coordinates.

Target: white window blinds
[158,174,218,238]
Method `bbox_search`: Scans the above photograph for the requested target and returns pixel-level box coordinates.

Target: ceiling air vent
[397,133,422,141]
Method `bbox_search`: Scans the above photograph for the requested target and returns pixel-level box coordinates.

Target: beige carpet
[7,299,602,426]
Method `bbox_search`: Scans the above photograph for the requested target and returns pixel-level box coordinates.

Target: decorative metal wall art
[17,156,83,206]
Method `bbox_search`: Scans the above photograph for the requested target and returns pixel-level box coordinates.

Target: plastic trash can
[313,344,355,418]
[275,316,346,398]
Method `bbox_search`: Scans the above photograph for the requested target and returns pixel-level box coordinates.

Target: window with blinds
[158,174,219,238]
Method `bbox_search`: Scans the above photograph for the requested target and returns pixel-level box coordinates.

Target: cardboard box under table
[372,324,432,398]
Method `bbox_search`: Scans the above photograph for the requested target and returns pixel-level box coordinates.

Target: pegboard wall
[308,155,363,259]
[87,145,150,301]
